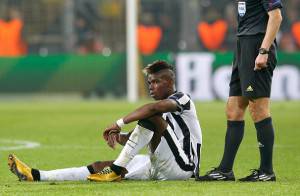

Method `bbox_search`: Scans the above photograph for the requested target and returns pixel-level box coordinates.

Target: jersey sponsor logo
[238,1,246,17]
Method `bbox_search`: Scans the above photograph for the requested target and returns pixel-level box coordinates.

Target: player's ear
[167,77,174,86]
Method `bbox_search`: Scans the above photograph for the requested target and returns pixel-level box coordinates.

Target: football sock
[218,120,245,172]
[111,164,123,175]
[113,125,154,170]
[255,117,274,174]
[87,165,96,174]
[31,168,40,181]
[39,166,91,181]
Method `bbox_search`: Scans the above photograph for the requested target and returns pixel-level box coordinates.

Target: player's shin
[38,166,92,181]
[112,125,153,174]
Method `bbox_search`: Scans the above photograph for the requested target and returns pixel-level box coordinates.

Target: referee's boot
[8,154,34,181]
[197,167,235,181]
[239,169,276,182]
[87,166,121,182]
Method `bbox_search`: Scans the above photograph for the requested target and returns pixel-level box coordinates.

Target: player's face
[147,73,171,100]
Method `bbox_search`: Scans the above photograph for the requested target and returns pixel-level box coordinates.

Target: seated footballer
[8,60,202,182]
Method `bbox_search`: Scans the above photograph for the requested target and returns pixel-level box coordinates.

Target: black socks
[255,117,274,174]
[219,120,245,172]
[111,164,123,175]
[218,118,274,174]
[31,168,40,181]
[87,165,96,174]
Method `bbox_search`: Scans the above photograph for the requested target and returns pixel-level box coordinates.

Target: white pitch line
[0,139,40,151]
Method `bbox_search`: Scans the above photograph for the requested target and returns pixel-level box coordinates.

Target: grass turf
[0,100,299,195]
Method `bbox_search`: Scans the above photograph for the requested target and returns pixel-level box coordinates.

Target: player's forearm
[115,100,176,129]
[123,103,161,124]
[261,9,282,50]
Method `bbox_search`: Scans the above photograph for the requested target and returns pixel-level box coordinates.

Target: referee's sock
[218,120,245,172]
[255,117,274,174]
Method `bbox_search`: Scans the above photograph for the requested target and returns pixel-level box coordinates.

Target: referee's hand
[254,54,268,70]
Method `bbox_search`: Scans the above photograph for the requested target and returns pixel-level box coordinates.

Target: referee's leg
[248,97,275,174]
[218,96,248,172]
[198,96,248,181]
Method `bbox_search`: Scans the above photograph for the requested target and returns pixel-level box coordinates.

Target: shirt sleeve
[168,92,191,113]
[262,0,283,12]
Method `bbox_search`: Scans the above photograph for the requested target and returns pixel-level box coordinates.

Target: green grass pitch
[0,99,299,195]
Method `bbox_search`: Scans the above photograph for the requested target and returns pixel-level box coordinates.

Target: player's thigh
[124,155,151,180]
[151,127,194,180]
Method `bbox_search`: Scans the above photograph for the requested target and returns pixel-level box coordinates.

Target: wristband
[116,118,125,128]
[119,132,128,137]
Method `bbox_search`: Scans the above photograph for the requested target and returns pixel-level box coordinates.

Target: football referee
[199,0,282,182]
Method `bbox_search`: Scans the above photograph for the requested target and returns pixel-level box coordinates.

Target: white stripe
[166,125,191,165]
[259,175,271,180]
[178,94,190,105]
[0,139,40,151]
[210,173,222,176]
[210,174,222,178]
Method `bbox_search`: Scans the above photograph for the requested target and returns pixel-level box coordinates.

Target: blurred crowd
[0,0,299,57]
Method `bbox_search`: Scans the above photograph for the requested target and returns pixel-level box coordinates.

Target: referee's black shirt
[236,0,283,36]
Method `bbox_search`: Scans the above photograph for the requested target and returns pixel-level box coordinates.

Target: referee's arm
[261,9,283,50]
[255,8,282,70]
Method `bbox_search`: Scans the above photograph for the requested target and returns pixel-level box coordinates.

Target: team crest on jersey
[238,1,246,17]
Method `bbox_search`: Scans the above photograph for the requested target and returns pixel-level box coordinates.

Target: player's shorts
[229,34,277,99]
[124,125,194,180]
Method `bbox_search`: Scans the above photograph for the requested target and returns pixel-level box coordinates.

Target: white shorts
[125,126,194,180]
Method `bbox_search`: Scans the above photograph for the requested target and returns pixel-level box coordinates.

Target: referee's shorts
[229,34,277,99]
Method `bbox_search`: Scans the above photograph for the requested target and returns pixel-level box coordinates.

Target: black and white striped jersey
[162,91,202,174]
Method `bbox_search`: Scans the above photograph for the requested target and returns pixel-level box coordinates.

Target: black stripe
[128,139,137,145]
[194,143,201,180]
[169,93,191,112]
[137,119,155,131]
[168,92,184,100]
[169,93,185,112]
[166,116,174,130]
[166,116,179,140]
[163,131,195,171]
[181,100,190,110]
[171,113,191,159]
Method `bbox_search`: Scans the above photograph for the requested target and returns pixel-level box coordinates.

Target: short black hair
[143,60,174,75]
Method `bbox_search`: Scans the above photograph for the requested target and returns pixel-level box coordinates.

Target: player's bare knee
[143,115,168,133]
[138,117,166,135]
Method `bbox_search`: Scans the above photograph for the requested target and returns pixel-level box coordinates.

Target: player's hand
[103,123,121,141]
[106,130,120,149]
[254,54,268,70]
